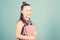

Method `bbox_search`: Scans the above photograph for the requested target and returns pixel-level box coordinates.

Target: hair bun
[22,2,26,5]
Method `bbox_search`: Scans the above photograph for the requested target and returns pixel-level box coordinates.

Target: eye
[30,10,31,12]
[25,10,31,12]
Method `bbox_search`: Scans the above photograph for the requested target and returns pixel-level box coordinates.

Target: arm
[16,21,30,40]
[16,21,35,40]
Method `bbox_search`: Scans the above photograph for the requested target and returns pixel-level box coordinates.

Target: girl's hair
[18,2,33,25]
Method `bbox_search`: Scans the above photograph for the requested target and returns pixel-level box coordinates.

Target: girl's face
[21,6,32,20]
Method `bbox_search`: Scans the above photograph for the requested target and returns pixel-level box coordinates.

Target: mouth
[27,13,31,16]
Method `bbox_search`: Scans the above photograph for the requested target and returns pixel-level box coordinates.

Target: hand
[29,36,36,40]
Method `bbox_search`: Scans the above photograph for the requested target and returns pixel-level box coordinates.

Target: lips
[27,13,31,16]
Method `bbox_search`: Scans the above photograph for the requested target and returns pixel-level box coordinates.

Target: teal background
[0,0,60,40]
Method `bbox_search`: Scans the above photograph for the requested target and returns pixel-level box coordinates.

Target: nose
[28,10,32,14]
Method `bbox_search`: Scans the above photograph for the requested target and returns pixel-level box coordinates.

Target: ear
[21,10,24,14]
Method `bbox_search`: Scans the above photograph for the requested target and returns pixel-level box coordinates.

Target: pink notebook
[24,25,35,36]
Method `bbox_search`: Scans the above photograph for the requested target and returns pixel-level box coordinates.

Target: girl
[16,2,37,40]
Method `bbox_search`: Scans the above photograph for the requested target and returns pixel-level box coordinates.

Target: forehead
[23,6,31,10]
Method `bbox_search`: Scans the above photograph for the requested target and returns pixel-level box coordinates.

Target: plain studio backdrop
[0,0,60,40]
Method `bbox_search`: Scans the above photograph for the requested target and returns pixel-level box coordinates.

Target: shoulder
[16,20,24,27]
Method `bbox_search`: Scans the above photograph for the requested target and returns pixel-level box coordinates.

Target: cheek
[25,11,32,16]
[23,11,27,15]
[23,11,28,15]
[22,11,26,15]
[22,11,27,17]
